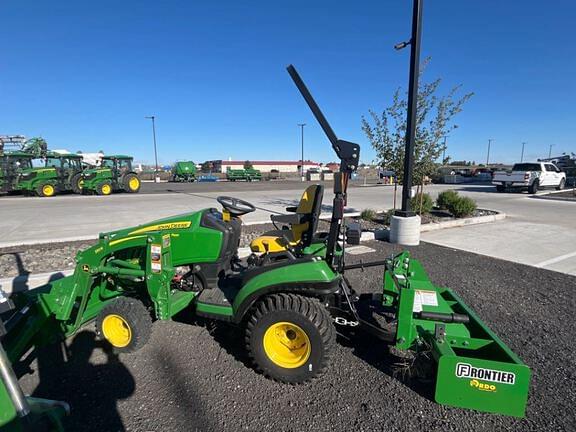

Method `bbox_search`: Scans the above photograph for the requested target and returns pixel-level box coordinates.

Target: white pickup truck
[492,162,566,194]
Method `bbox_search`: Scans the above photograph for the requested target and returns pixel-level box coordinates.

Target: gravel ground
[14,240,576,432]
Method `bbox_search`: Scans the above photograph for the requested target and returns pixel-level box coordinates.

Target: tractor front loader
[1,66,531,431]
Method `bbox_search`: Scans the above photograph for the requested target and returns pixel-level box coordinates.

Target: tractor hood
[101,210,210,244]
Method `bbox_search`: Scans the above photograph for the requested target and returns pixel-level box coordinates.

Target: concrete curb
[357,211,506,241]
[0,211,502,296]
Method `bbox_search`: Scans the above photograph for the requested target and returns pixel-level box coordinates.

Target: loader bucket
[383,252,531,417]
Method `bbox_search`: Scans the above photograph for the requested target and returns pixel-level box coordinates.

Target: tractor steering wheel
[217,196,256,217]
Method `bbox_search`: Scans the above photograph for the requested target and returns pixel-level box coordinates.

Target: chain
[334,316,359,327]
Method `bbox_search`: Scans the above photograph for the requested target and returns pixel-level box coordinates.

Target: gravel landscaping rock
[11,240,576,431]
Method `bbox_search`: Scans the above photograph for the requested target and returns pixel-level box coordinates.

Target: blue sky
[1,1,574,165]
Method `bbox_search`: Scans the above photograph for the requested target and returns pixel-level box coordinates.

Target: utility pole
[394,0,423,216]
[145,115,159,182]
[442,135,449,164]
[548,144,554,159]
[521,142,526,162]
[486,138,493,166]
[298,123,306,180]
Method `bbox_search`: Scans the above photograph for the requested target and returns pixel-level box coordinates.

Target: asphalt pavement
[17,240,576,432]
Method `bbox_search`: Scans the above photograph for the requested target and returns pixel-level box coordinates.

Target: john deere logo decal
[456,363,515,385]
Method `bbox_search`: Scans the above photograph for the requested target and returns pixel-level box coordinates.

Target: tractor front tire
[97,181,113,196]
[96,297,152,353]
[245,293,335,383]
[36,183,56,197]
[124,174,141,193]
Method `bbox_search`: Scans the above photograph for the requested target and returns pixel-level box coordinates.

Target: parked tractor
[82,155,141,195]
[0,150,34,195]
[226,167,262,181]
[16,151,84,197]
[0,66,531,431]
[171,161,197,182]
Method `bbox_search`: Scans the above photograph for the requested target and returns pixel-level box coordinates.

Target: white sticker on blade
[412,290,438,312]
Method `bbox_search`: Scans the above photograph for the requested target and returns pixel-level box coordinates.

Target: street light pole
[548,144,554,159]
[521,142,526,162]
[395,0,423,216]
[145,115,159,182]
[486,138,493,166]
[297,123,306,180]
[442,135,449,164]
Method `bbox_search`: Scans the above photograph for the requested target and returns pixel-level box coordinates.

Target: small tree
[244,160,254,170]
[361,58,473,184]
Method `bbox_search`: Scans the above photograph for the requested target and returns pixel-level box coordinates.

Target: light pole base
[154,176,161,183]
[389,214,421,246]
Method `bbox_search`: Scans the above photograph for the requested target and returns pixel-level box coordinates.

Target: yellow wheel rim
[42,184,55,196]
[78,179,84,190]
[129,178,140,191]
[263,322,311,369]
[102,314,132,347]
[101,184,112,195]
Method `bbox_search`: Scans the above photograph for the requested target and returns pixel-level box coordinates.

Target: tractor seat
[250,184,324,253]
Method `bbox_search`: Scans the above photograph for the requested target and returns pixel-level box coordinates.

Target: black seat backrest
[300,184,324,247]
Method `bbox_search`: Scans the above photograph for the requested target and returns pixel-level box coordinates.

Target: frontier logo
[456,363,516,385]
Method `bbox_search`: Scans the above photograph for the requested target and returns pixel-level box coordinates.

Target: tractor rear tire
[123,174,141,193]
[36,183,56,197]
[71,173,83,194]
[96,297,152,353]
[97,181,113,196]
[245,293,335,383]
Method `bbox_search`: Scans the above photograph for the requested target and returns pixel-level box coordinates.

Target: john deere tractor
[0,66,531,431]
[0,137,35,195]
[16,151,84,197]
[82,155,141,195]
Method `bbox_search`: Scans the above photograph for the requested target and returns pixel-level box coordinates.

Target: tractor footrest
[195,288,235,322]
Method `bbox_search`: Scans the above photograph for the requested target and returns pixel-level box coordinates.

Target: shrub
[360,208,377,221]
[449,196,477,218]
[381,209,394,226]
[436,190,460,210]
[410,193,434,215]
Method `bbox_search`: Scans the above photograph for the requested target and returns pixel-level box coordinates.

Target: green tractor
[0,66,531,431]
[82,155,141,195]
[8,138,85,198]
[16,152,84,197]
[0,148,34,195]
[171,161,197,182]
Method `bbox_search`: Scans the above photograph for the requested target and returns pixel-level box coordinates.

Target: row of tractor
[0,136,140,197]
